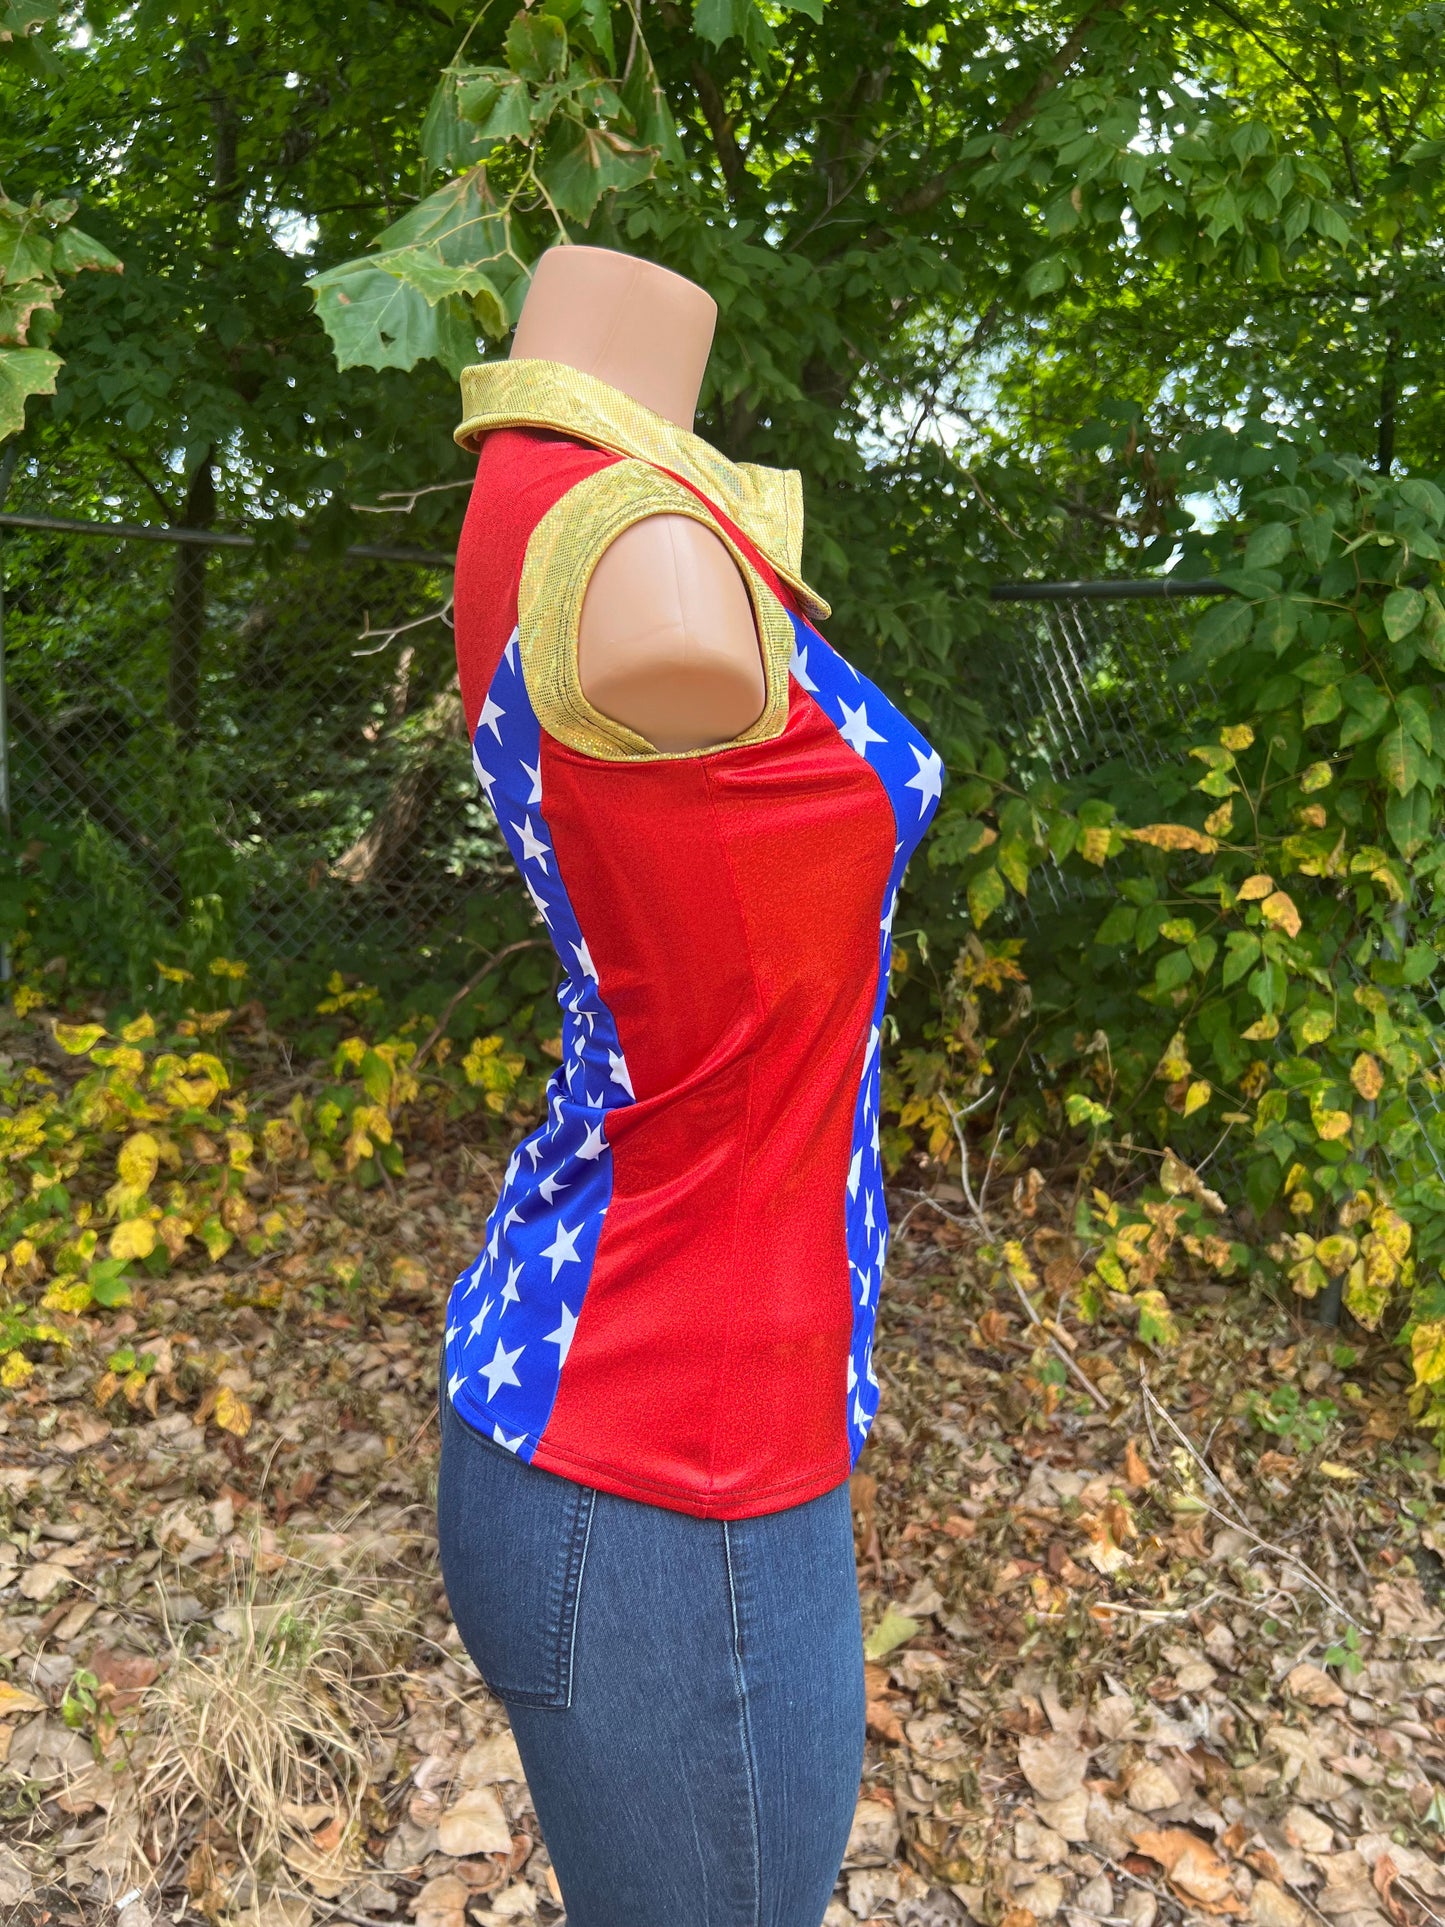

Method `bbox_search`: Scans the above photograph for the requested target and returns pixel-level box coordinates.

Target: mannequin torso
[508,246,763,752]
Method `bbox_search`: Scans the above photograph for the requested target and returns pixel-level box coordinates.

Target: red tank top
[442,361,943,1519]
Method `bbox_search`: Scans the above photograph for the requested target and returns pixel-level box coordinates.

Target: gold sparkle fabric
[517,459,796,764]
[454,357,829,624]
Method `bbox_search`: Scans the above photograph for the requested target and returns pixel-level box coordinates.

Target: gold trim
[455,358,830,623]
[518,460,796,763]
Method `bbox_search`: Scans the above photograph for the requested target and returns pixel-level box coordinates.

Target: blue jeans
[435,1358,866,1927]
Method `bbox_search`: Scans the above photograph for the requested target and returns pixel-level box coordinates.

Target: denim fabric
[436,1357,866,1927]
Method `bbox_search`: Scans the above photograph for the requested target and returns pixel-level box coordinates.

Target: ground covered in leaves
[2,1090,1445,1927]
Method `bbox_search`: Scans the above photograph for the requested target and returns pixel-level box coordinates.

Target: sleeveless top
[442,360,943,1520]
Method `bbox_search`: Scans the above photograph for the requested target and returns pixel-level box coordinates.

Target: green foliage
[0,192,121,437]
[1247,1382,1340,1452]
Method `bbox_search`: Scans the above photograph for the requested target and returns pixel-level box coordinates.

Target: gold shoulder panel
[517,460,796,764]
[455,358,829,623]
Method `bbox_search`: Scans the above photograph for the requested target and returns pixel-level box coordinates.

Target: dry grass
[110,1529,415,1906]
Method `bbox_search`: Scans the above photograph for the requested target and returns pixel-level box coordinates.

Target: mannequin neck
[508,245,717,432]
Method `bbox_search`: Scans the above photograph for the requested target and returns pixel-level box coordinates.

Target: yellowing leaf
[1370,1206,1411,1261]
[0,1681,45,1717]
[1204,800,1234,836]
[1260,891,1302,937]
[864,1607,920,1660]
[117,1131,160,1192]
[1300,760,1334,792]
[213,1385,252,1437]
[1410,1320,1445,1386]
[110,1218,156,1261]
[1313,1108,1352,1142]
[1241,1013,1279,1040]
[1182,1080,1211,1117]
[1,1351,34,1388]
[1078,824,1113,864]
[1125,824,1218,854]
[1220,724,1254,751]
[1317,1461,1360,1480]
[1315,1235,1358,1275]
[120,1013,157,1043]
[53,1021,106,1055]
[1237,874,1275,900]
[1296,1008,1334,1045]
[1351,1053,1384,1100]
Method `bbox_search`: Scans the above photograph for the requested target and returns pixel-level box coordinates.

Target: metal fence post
[0,445,17,984]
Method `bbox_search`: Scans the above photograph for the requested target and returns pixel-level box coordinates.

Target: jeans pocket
[436,1379,596,1709]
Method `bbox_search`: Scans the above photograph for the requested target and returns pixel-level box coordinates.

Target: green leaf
[1223,931,1260,986]
[1386,785,1431,858]
[1298,507,1334,568]
[1155,947,1193,992]
[967,864,1005,927]
[88,1259,132,1308]
[1254,595,1302,655]
[1397,479,1445,528]
[0,343,60,437]
[1383,587,1426,643]
[1243,521,1292,570]
[1302,682,1341,728]
[457,69,535,145]
[1023,255,1068,298]
[777,0,825,16]
[693,0,773,48]
[539,124,656,222]
[1095,903,1137,945]
[505,11,568,79]
[1338,682,1390,747]
[421,69,494,176]
[308,262,476,375]
[1378,719,1426,797]
[1174,597,1251,678]
[49,223,122,276]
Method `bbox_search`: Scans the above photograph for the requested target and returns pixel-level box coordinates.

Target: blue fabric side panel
[787,614,944,1468]
[444,631,636,1460]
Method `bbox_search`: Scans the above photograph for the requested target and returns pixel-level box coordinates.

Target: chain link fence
[0,508,518,996]
[0,500,1236,1002]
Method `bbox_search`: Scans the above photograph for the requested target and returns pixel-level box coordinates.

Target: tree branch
[893,0,1124,220]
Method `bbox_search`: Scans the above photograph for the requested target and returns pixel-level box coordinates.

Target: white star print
[853,1392,867,1430]
[522,758,542,804]
[837,697,886,757]
[513,815,549,871]
[847,1354,857,1392]
[445,1320,459,1345]
[502,1203,523,1232]
[578,1120,606,1160]
[540,1220,583,1278]
[790,642,818,691]
[524,1138,544,1168]
[545,1302,579,1365]
[538,1168,569,1205]
[500,1261,522,1312]
[524,877,551,924]
[574,938,597,980]
[863,1191,875,1235]
[585,1086,604,1110]
[468,1296,494,1340]
[493,1423,526,1452]
[449,1369,464,1398]
[504,631,519,669]
[608,1049,633,1097]
[847,1148,862,1198]
[905,744,944,812]
[480,1338,524,1399]
[477,693,505,742]
[487,1222,501,1264]
[471,747,496,795]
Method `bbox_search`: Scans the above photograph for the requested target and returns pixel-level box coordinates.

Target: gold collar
[454,359,829,622]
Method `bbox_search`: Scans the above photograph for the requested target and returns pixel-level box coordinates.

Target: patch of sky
[270,208,320,257]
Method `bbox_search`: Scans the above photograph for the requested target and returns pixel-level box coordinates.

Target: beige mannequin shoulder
[509,247,765,754]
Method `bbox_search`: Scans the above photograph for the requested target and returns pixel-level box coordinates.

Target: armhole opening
[517,461,795,763]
